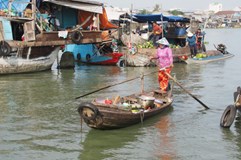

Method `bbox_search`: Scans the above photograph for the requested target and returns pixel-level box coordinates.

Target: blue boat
[179,44,234,64]
[64,43,123,65]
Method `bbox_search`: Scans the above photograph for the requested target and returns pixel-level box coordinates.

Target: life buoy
[71,31,83,44]
[0,41,11,56]
[77,102,99,120]
[86,54,91,62]
[220,105,237,128]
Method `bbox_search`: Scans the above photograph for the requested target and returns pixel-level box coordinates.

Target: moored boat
[121,46,190,67]
[0,0,103,74]
[77,84,173,130]
[64,43,123,66]
[118,14,193,67]
[0,46,59,74]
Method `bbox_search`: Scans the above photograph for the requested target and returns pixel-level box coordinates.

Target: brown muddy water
[0,28,241,160]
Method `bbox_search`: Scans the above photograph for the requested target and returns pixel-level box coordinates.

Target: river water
[0,29,241,160]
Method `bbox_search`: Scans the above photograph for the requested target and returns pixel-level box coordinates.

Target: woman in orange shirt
[152,21,162,46]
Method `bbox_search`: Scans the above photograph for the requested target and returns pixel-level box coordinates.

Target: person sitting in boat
[195,28,206,52]
[150,37,173,92]
[186,32,197,58]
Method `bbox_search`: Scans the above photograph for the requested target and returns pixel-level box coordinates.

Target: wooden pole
[141,73,144,94]
[75,70,157,99]
[165,72,210,109]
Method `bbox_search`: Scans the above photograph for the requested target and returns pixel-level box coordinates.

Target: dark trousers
[189,45,197,57]
[149,34,161,47]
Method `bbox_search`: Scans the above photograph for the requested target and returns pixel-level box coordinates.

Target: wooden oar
[165,72,210,109]
[75,70,158,99]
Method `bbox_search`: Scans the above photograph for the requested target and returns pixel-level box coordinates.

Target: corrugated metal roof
[43,0,103,14]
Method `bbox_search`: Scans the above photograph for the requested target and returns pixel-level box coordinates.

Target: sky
[98,0,241,11]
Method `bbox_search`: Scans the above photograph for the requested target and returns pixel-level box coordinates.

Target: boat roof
[0,0,103,14]
[133,14,190,23]
[43,0,103,14]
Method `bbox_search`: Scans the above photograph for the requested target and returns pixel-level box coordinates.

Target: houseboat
[0,0,103,74]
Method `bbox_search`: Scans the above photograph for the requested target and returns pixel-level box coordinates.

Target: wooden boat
[117,14,194,67]
[0,46,59,74]
[0,0,103,74]
[77,84,173,130]
[119,46,190,67]
[179,44,234,64]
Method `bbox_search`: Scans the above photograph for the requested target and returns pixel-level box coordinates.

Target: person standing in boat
[151,37,173,92]
[152,21,163,47]
[186,32,197,57]
[195,28,206,52]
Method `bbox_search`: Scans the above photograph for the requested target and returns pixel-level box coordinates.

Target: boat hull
[78,89,173,130]
[182,51,234,64]
[123,47,191,67]
[65,44,123,65]
[82,52,123,65]
[0,46,60,74]
[86,102,172,129]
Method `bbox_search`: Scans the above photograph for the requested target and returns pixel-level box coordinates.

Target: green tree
[169,10,184,16]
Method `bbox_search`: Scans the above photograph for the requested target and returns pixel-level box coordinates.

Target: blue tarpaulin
[0,0,30,11]
[133,14,190,23]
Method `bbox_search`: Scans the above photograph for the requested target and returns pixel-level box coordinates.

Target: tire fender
[220,105,237,128]
[77,53,81,61]
[117,58,125,67]
[86,54,91,62]
[71,31,83,44]
[77,102,99,120]
[0,41,11,56]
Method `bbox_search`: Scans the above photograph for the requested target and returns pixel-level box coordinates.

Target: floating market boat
[64,43,123,66]
[77,82,174,130]
[0,0,103,74]
[179,44,234,64]
[118,14,193,67]
[62,8,122,66]
[119,46,190,67]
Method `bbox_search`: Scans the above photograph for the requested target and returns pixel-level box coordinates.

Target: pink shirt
[156,47,173,68]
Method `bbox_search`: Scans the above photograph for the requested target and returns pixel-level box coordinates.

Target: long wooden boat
[179,48,234,64]
[120,46,190,67]
[77,86,173,130]
[0,46,59,74]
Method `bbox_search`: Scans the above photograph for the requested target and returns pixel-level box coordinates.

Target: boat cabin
[0,0,104,51]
